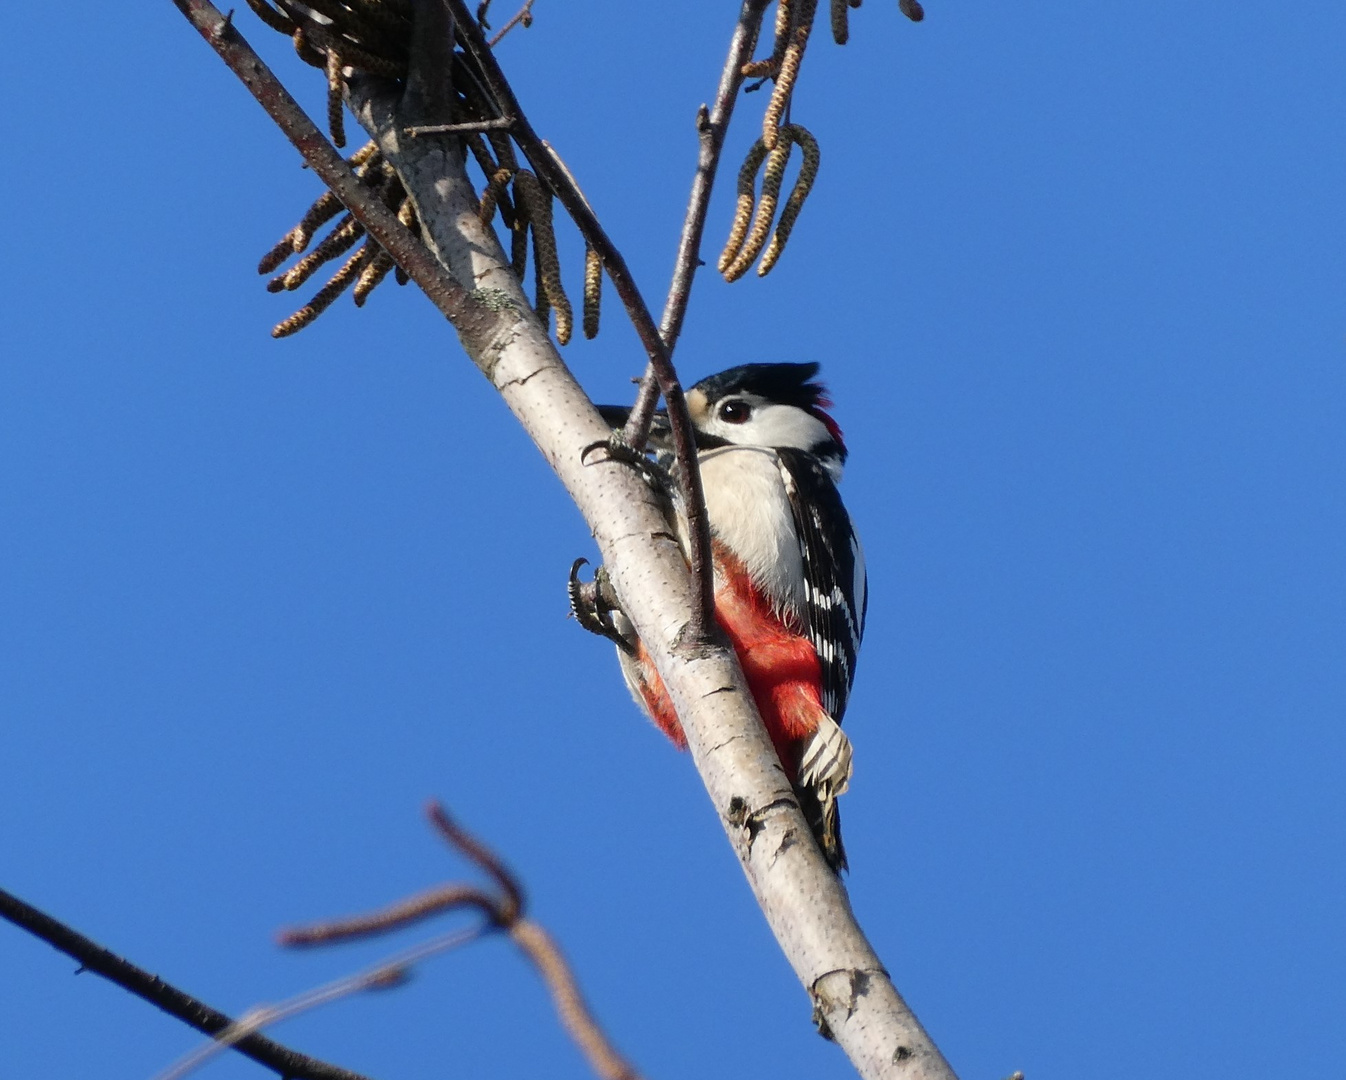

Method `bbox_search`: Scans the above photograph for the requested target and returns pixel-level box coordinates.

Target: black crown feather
[691,362,830,411]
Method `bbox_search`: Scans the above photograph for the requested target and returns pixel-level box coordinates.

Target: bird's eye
[719,400,751,424]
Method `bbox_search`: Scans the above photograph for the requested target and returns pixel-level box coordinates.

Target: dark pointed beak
[595,404,674,448]
[596,404,633,428]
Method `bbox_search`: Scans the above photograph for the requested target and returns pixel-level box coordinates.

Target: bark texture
[346,63,959,1080]
[173,2,963,1073]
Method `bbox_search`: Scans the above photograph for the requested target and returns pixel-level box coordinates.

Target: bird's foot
[581,435,675,494]
[567,557,634,654]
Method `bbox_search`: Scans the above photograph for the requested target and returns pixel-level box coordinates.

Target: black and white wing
[777,448,868,722]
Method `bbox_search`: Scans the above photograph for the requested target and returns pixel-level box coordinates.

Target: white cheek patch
[706,399,834,454]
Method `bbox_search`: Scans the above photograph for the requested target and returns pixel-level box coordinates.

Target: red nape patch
[809,406,845,452]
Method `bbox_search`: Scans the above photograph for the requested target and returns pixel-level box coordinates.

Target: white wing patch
[777,449,866,724]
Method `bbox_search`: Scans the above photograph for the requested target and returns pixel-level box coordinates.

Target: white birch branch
[175,1,962,1075]
[349,93,960,1080]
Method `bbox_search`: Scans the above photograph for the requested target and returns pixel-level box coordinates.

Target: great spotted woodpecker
[573,362,866,871]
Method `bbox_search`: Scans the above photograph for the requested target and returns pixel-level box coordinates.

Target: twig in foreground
[279,802,642,1080]
[152,927,482,1080]
[0,886,373,1080]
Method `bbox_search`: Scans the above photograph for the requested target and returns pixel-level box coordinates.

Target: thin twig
[425,801,524,922]
[622,0,770,460]
[511,920,637,1080]
[0,887,373,1080]
[153,927,480,1080]
[405,116,517,136]
[443,0,717,639]
[281,884,497,945]
[487,0,534,47]
[276,804,640,1080]
[666,0,768,289]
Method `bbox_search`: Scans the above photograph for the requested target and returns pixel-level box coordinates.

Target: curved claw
[567,557,635,654]
[580,439,616,466]
[568,557,593,620]
[581,436,647,468]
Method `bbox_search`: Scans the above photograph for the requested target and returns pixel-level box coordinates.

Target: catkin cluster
[246,0,929,334]
[245,0,593,342]
[719,0,925,281]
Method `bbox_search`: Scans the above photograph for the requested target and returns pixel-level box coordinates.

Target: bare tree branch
[623,0,772,460]
[0,886,375,1080]
[171,3,963,1077]
[425,800,524,920]
[153,929,479,1080]
[663,0,772,350]
[487,0,534,47]
[280,803,642,1080]
[509,920,637,1080]
[156,793,653,1080]
[440,0,718,636]
[405,116,516,135]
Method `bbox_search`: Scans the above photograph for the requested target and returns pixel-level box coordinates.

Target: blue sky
[3,3,1344,1078]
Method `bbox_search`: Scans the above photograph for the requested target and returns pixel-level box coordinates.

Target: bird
[572,362,866,871]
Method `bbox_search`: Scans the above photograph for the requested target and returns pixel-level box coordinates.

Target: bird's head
[598,362,846,478]
[685,362,846,471]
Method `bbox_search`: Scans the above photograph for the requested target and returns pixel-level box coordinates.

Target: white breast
[698,445,805,619]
